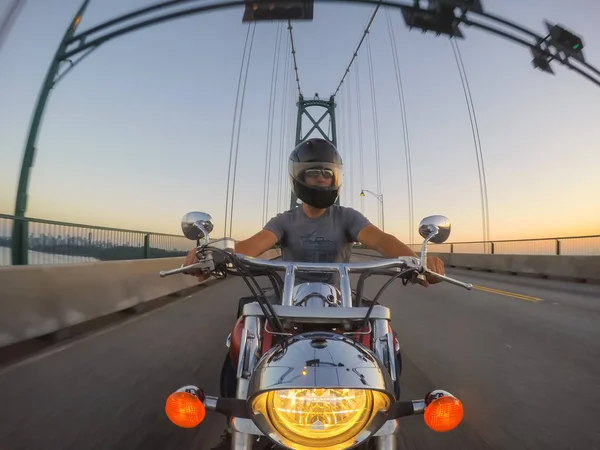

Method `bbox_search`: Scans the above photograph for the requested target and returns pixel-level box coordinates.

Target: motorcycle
[159,212,473,450]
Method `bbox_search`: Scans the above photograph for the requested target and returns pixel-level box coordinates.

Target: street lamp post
[360,189,384,232]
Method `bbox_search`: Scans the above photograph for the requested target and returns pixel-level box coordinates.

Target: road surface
[0,254,599,449]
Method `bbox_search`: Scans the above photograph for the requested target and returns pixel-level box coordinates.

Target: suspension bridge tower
[289,93,339,209]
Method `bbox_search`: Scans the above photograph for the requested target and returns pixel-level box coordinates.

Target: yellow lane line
[473,285,543,302]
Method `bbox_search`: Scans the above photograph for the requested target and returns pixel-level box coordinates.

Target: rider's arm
[357,224,417,258]
[235,229,278,257]
[357,223,445,284]
[236,211,285,257]
[344,208,416,258]
[183,228,277,279]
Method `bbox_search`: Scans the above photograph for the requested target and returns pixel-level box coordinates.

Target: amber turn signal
[424,395,464,432]
[165,391,206,428]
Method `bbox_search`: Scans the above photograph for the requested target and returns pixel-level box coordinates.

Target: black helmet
[288,138,343,208]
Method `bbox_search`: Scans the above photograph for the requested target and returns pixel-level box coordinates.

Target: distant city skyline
[1,1,599,243]
[0,226,190,264]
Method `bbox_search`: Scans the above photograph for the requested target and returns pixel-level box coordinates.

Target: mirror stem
[419,226,439,269]
[193,222,210,247]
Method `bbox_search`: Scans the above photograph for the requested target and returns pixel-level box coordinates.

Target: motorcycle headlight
[247,332,396,450]
[252,388,390,449]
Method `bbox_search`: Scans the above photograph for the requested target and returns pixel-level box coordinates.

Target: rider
[183,137,445,449]
[184,137,445,283]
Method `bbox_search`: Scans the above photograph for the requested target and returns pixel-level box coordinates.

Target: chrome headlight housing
[247,332,395,450]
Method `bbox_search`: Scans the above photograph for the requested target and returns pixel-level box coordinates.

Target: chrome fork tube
[231,316,260,449]
[375,434,398,449]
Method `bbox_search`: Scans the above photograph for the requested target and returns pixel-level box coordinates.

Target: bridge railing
[354,234,600,256]
[0,214,193,266]
[2,213,599,266]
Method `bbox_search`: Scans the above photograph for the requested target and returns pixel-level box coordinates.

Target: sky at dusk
[1,0,599,244]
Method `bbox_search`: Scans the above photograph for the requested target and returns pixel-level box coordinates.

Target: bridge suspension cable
[339,79,353,207]
[276,32,292,214]
[224,22,256,237]
[226,22,257,237]
[354,61,366,214]
[263,22,285,226]
[384,6,414,245]
[329,2,383,218]
[338,83,346,204]
[450,38,491,248]
[269,20,304,216]
[365,33,383,230]
[345,76,355,209]
[284,60,297,208]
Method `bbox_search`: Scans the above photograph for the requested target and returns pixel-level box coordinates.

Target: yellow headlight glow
[252,388,390,450]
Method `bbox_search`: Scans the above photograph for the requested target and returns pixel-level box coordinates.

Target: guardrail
[0,248,282,349]
[1,214,196,266]
[354,234,600,256]
[353,248,600,284]
[4,213,598,266]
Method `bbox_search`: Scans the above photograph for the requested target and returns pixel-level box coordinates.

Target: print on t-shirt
[299,230,338,262]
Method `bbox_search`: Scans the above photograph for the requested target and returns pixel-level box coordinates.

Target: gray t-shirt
[264,205,371,284]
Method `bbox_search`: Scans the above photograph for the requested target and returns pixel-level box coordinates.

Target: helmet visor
[289,161,343,189]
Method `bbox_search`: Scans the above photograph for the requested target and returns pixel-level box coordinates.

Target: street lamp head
[360,190,365,197]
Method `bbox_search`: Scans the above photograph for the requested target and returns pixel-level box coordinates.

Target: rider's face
[304,168,334,187]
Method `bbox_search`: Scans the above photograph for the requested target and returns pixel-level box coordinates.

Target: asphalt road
[0,255,599,450]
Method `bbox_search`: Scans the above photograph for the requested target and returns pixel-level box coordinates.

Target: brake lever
[159,255,215,278]
[424,269,473,290]
[404,264,472,290]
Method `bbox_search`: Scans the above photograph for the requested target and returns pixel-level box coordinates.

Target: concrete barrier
[352,249,600,283]
[0,249,282,349]
[438,253,600,284]
[2,247,594,349]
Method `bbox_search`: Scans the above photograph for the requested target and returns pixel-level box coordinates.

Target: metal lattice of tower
[289,93,339,210]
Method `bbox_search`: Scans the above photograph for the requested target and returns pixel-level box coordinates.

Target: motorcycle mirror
[418,215,451,244]
[181,211,214,243]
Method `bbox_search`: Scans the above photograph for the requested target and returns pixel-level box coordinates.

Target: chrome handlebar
[159,251,472,290]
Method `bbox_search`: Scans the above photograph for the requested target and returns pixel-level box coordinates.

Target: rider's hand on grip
[413,256,445,287]
[423,256,445,286]
[183,249,210,282]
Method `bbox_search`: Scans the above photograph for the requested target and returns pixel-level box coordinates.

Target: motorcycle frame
[228,281,401,449]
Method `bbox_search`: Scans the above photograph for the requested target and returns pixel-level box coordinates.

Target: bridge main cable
[331,1,382,98]
[287,19,303,96]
